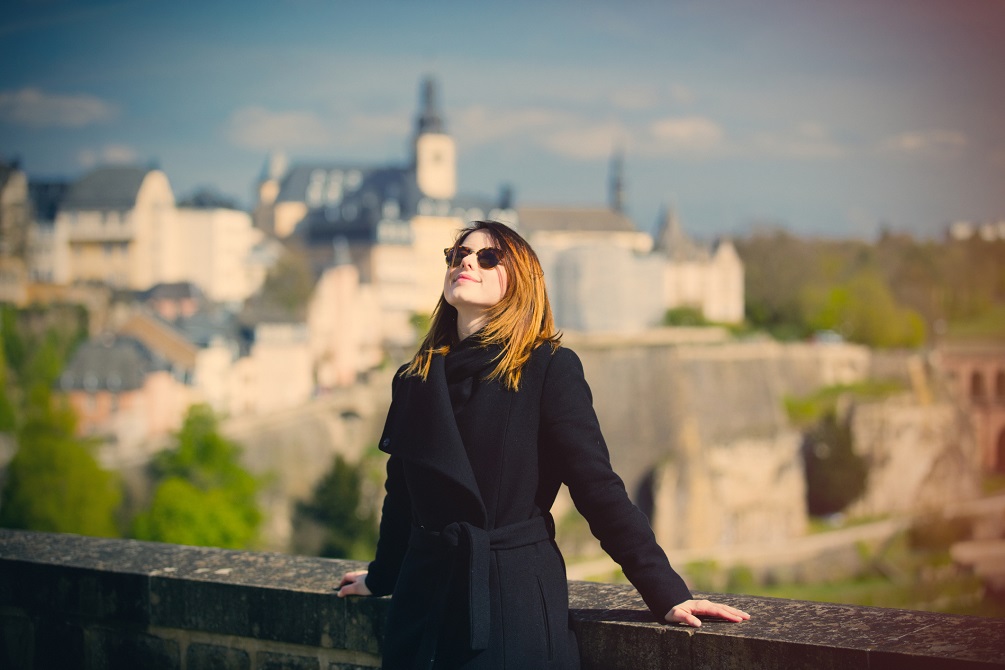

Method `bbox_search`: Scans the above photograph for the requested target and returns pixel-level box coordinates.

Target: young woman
[338,221,748,668]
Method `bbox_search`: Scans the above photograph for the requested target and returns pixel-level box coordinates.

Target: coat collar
[380,355,488,525]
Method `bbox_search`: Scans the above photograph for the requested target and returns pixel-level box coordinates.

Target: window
[971,371,985,402]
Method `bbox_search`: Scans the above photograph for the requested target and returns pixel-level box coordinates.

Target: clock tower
[412,77,456,201]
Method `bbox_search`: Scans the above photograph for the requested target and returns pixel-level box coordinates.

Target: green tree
[132,404,262,549]
[663,306,708,327]
[294,453,377,559]
[801,270,926,348]
[0,387,121,536]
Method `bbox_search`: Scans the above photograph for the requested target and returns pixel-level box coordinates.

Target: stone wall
[2,530,1003,669]
[569,336,870,550]
[848,395,982,518]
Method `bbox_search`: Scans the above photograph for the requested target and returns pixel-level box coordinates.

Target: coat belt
[409,515,555,664]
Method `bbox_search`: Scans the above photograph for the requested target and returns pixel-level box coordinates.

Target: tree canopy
[131,404,262,549]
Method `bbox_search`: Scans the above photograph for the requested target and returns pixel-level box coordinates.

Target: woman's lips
[456,273,479,283]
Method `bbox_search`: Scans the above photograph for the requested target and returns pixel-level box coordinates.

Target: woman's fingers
[666,599,751,627]
[336,571,372,598]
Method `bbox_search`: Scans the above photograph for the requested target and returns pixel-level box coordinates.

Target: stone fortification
[567,334,870,550]
[3,530,1003,670]
[847,395,981,518]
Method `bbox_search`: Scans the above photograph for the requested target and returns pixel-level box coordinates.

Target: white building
[252,77,513,346]
[48,166,264,303]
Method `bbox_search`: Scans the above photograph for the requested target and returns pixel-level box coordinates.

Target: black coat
[365,340,692,669]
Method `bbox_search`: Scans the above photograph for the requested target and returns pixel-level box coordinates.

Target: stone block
[186,642,251,670]
[152,579,253,637]
[0,561,149,623]
[85,626,180,670]
[0,610,34,670]
[256,650,320,670]
[342,594,387,655]
[32,619,86,669]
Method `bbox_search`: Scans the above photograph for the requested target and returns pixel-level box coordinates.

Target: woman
[339,221,748,668]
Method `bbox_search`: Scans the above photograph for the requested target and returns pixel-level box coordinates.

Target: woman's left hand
[665,599,750,628]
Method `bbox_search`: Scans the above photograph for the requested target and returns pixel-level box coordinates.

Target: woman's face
[443,229,509,315]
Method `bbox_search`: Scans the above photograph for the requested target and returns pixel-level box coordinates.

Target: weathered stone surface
[257,650,320,670]
[0,610,34,669]
[186,642,251,670]
[849,396,981,518]
[2,530,1004,669]
[86,627,180,670]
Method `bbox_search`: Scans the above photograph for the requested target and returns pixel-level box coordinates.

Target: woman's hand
[336,570,372,598]
[665,599,750,628]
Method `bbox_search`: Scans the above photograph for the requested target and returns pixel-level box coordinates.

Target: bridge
[2,530,1003,669]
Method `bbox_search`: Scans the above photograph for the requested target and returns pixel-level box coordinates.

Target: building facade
[935,341,1005,473]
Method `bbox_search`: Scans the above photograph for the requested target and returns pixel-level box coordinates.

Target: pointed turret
[411,76,456,200]
[415,76,446,138]
[653,205,707,261]
[609,148,625,213]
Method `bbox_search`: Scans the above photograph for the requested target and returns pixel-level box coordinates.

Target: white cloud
[881,129,967,155]
[226,106,333,151]
[452,105,571,148]
[642,116,725,154]
[748,122,845,158]
[0,87,117,128]
[543,121,628,160]
[77,144,139,168]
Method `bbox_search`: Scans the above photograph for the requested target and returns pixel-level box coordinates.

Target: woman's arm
[541,348,748,625]
[339,454,411,597]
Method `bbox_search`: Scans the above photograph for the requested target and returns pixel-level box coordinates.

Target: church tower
[412,77,456,201]
[609,148,625,213]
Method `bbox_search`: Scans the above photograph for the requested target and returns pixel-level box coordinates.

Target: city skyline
[2,0,1003,239]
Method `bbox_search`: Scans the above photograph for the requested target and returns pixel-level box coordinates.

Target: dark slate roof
[61,166,151,212]
[515,206,638,235]
[28,180,71,222]
[141,282,205,302]
[59,335,168,392]
[294,166,424,245]
[175,307,246,352]
[277,163,386,205]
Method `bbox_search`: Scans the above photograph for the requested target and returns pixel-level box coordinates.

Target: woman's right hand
[337,570,372,598]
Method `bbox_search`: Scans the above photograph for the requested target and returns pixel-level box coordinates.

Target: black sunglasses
[443,245,504,269]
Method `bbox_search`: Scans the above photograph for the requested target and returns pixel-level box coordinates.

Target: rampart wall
[2,531,1003,669]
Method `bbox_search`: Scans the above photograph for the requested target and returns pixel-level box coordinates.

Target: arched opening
[997,428,1005,474]
[971,371,985,402]
[996,370,1005,403]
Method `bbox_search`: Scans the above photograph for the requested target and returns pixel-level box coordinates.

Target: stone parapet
[1,530,1003,669]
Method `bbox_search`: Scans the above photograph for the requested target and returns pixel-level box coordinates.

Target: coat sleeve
[365,369,413,596]
[540,347,693,618]
[364,454,411,596]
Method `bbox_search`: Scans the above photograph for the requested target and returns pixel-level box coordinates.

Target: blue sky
[2,0,1003,239]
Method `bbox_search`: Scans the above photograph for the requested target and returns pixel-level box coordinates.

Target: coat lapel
[380,356,488,525]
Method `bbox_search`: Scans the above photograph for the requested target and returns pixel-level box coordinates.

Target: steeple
[654,204,707,261]
[609,148,625,213]
[411,76,457,200]
[415,76,445,137]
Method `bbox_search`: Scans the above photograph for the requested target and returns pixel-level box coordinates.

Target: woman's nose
[460,251,478,269]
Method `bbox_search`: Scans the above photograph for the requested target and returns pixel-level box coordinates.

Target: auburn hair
[404,220,561,390]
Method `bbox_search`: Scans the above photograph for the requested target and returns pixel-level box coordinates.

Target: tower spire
[609,147,625,213]
[415,76,445,136]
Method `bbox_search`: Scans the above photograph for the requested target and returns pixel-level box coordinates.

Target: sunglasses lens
[476,249,501,269]
[444,246,502,269]
[444,246,469,267]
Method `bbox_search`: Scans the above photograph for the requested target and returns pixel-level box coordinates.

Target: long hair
[404,220,561,390]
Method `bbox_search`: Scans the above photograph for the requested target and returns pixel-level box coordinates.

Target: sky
[1,0,1003,240]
